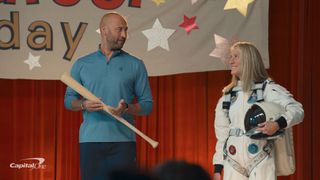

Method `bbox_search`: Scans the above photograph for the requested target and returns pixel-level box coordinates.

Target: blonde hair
[223,42,268,93]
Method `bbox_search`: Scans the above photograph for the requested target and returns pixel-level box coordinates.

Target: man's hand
[213,173,221,180]
[82,99,103,112]
[108,99,128,116]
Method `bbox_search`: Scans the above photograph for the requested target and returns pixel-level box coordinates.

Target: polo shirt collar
[98,47,123,59]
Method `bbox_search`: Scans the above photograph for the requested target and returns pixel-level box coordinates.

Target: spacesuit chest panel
[222,80,270,124]
[228,92,251,128]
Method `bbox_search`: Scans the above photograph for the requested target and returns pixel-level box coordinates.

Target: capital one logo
[10,157,46,169]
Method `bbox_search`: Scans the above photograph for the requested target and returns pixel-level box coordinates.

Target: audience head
[107,166,154,180]
[153,160,211,180]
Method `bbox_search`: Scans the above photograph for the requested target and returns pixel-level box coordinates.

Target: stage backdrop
[1,0,269,79]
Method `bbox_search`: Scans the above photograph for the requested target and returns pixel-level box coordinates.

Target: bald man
[64,13,153,180]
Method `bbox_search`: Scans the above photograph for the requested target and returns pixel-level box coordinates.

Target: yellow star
[224,0,255,16]
[152,0,166,6]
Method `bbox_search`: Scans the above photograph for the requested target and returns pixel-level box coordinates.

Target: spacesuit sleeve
[264,82,304,128]
[213,96,230,165]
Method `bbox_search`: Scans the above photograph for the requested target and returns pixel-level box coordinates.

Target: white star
[24,52,41,70]
[191,0,198,5]
[142,18,176,51]
[96,28,100,34]
[210,34,232,65]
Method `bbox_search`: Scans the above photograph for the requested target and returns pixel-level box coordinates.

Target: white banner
[0,0,269,79]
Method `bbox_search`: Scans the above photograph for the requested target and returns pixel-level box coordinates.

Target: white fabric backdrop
[0,0,269,79]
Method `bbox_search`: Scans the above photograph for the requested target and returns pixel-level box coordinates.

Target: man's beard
[109,39,126,51]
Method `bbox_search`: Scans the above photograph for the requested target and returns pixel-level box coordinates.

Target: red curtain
[1,0,319,179]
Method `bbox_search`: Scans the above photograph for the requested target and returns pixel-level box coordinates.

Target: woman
[212,42,304,180]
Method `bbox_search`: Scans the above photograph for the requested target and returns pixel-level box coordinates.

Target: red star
[179,15,199,34]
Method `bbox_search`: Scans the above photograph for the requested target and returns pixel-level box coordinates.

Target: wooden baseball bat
[61,72,159,148]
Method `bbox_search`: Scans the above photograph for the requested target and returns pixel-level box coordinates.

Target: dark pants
[80,142,136,180]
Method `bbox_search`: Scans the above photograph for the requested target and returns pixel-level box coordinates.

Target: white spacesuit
[213,80,304,180]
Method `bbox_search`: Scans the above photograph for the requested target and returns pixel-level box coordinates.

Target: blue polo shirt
[64,49,153,143]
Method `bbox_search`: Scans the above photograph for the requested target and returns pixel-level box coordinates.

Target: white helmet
[244,102,285,139]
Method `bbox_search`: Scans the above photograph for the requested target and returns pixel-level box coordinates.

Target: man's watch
[123,102,129,113]
[80,99,86,111]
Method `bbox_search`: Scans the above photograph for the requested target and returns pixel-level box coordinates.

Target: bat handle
[102,105,159,148]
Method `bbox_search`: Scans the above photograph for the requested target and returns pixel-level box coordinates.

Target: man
[64,12,153,180]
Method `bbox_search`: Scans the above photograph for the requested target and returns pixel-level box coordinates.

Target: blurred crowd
[107,160,211,180]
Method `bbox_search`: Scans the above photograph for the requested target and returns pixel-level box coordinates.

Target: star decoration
[191,0,198,5]
[179,15,199,34]
[96,28,100,34]
[24,52,41,70]
[142,18,176,51]
[152,0,166,6]
[209,34,233,65]
[224,0,255,16]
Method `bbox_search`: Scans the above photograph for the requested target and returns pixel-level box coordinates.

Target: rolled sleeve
[64,61,82,111]
[135,61,153,115]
